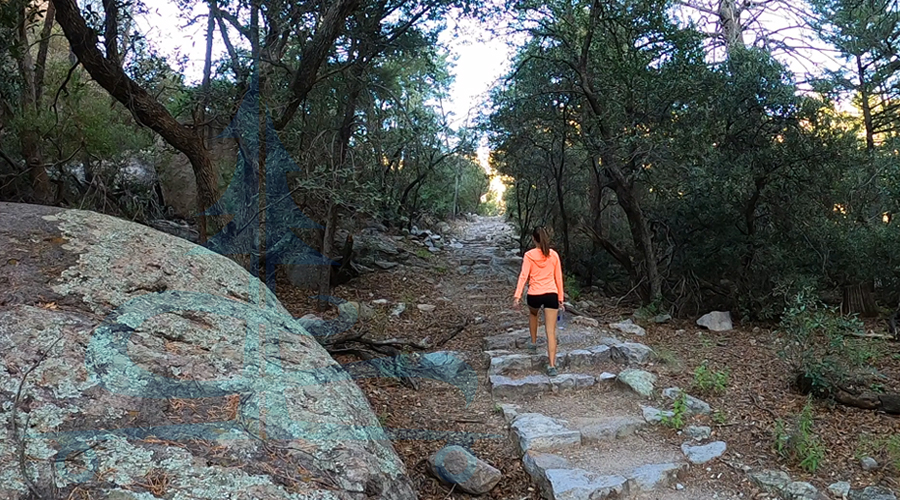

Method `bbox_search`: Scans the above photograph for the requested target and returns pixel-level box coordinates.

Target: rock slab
[0,203,416,500]
[510,413,581,453]
[427,445,502,495]
[697,311,733,331]
[681,441,727,464]
[610,318,646,336]
[617,369,657,397]
[849,486,898,500]
[749,470,791,495]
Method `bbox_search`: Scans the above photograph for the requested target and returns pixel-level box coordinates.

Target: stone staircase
[483,325,725,500]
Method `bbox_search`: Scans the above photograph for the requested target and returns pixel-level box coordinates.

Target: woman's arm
[514,255,531,300]
[554,252,564,304]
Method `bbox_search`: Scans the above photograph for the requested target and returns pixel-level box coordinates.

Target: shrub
[776,286,869,397]
[773,397,826,473]
[660,393,689,430]
[693,361,729,395]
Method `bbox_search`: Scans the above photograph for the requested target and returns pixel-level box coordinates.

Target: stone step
[510,413,582,453]
[567,416,647,443]
[490,373,598,398]
[483,331,654,366]
[523,449,688,500]
[483,329,602,351]
[487,347,611,376]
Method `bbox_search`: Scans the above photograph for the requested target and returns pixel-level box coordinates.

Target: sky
[135,3,515,130]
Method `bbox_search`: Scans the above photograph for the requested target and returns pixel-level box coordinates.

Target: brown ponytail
[533,226,551,257]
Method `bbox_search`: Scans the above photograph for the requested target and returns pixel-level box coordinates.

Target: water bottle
[557,309,566,331]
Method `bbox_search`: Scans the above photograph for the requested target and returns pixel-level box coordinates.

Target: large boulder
[0,203,416,500]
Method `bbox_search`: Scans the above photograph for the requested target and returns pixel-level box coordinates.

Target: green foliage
[776,287,869,396]
[653,347,681,367]
[773,398,826,473]
[564,274,581,301]
[856,433,900,472]
[712,409,728,425]
[660,393,689,430]
[693,362,729,395]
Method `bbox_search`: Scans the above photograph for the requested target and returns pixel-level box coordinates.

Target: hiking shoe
[527,341,537,352]
[547,366,558,377]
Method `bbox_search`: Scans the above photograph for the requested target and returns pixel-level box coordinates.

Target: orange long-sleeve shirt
[514,248,564,303]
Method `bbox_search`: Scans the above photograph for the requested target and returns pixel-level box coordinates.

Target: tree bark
[273,0,361,130]
[16,2,53,204]
[52,0,221,242]
[857,55,876,151]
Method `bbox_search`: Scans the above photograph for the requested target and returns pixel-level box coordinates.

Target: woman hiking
[513,226,565,377]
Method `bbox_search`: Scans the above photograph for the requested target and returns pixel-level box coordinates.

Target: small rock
[752,326,761,333]
[610,342,654,364]
[417,304,437,312]
[675,329,686,335]
[497,403,520,423]
[828,482,851,499]
[860,456,879,471]
[372,298,390,305]
[599,372,617,380]
[784,481,819,500]
[676,483,685,490]
[617,369,657,397]
[419,351,467,381]
[373,260,399,270]
[848,486,897,500]
[680,441,726,464]
[652,313,672,324]
[697,311,733,331]
[662,387,712,415]
[572,316,600,327]
[390,303,406,316]
[641,405,674,424]
[427,246,440,253]
[748,469,791,494]
[685,425,712,441]
[427,445,502,495]
[610,318,647,336]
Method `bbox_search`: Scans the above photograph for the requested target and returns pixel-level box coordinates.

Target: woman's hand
[559,303,566,312]
[513,298,521,310]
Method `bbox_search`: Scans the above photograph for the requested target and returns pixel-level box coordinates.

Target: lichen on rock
[0,203,416,500]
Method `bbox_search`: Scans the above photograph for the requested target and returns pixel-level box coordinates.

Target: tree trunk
[604,154,661,303]
[857,55,876,151]
[718,0,745,54]
[842,282,878,317]
[16,2,52,204]
[201,0,216,147]
[52,0,222,242]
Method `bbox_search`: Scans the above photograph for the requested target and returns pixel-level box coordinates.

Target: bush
[776,286,868,397]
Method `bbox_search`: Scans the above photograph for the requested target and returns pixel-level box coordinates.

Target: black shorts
[526,293,559,310]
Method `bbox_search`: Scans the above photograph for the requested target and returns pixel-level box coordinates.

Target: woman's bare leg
[545,307,558,368]
[528,307,540,344]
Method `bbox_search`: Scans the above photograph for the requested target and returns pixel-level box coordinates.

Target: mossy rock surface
[0,202,415,500]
